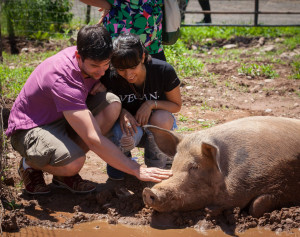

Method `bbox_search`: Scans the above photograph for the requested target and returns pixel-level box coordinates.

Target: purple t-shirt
[6,46,97,137]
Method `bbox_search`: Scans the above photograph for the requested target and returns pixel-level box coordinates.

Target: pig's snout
[143,187,158,206]
[143,186,184,212]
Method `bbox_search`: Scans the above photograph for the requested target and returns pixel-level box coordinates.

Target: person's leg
[198,0,211,23]
[65,91,122,152]
[11,92,121,194]
[11,120,94,194]
[86,92,121,136]
[178,0,189,22]
[29,157,85,177]
[51,92,122,190]
[144,110,177,169]
[149,110,175,130]
[106,121,144,180]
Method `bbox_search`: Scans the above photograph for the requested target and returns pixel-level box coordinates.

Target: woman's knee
[149,110,174,130]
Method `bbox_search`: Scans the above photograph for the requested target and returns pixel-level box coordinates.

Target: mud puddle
[3,221,300,237]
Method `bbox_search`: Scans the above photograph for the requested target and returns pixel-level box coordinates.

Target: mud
[3,220,300,237]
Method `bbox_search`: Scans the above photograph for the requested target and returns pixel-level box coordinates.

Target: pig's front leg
[249,194,277,218]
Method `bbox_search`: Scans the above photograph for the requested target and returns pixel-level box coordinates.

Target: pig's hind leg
[249,194,277,218]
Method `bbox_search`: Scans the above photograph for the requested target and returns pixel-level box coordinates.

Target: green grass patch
[290,61,300,80]
[178,114,189,122]
[0,66,34,98]
[238,63,279,79]
[196,119,216,129]
[180,26,300,46]
[262,87,276,92]
[165,40,204,78]
[225,80,236,90]
[283,36,300,50]
[207,48,243,63]
[200,102,215,111]
[1,199,22,210]
[208,75,218,87]
[0,51,59,98]
[177,126,195,132]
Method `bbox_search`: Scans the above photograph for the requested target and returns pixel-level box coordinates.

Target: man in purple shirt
[6,25,172,195]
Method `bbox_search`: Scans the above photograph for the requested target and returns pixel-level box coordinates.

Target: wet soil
[1,35,300,235]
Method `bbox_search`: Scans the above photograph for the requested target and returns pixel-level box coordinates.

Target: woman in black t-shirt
[99,33,182,180]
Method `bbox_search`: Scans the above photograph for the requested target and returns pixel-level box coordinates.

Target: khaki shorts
[11,92,120,168]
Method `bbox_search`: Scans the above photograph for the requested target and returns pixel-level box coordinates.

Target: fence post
[86,5,91,24]
[254,0,259,26]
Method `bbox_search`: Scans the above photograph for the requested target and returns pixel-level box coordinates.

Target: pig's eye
[188,164,199,173]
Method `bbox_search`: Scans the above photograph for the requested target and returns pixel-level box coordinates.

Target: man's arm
[79,0,111,9]
[63,109,172,182]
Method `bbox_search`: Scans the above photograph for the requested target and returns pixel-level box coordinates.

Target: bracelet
[154,100,157,109]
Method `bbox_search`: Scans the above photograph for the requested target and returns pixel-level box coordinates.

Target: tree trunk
[4,0,19,54]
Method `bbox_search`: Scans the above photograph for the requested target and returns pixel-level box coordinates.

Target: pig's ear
[201,142,222,173]
[143,125,182,157]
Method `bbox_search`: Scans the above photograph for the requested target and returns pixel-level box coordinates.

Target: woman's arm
[135,85,182,126]
[119,108,140,136]
[155,85,182,113]
[79,0,111,9]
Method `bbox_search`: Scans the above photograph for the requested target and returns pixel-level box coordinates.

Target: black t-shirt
[101,58,180,115]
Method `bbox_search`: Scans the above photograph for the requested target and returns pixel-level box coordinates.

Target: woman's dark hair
[77,25,112,62]
[111,33,151,69]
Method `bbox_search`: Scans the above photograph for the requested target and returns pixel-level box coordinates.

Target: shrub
[2,0,73,38]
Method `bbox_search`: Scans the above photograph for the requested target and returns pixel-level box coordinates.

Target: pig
[142,116,300,217]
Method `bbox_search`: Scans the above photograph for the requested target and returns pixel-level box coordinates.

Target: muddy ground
[0,35,300,235]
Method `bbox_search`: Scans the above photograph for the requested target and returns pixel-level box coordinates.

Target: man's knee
[106,92,121,118]
[106,101,121,119]
[58,156,86,176]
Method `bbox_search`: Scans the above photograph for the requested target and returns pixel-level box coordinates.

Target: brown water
[3,222,300,237]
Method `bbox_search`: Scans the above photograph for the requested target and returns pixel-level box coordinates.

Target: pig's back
[197,116,300,203]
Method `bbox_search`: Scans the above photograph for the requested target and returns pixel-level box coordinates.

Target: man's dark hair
[111,33,151,69]
[77,25,112,61]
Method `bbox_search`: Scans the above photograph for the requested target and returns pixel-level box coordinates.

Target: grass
[180,26,300,46]
[0,51,60,98]
[2,199,22,210]
[283,36,300,50]
[200,102,215,111]
[196,120,217,129]
[164,40,204,78]
[290,61,300,80]
[206,50,241,64]
[205,73,217,87]
[238,63,279,79]
[177,126,195,132]
[1,66,34,98]
[262,87,276,93]
[178,114,189,122]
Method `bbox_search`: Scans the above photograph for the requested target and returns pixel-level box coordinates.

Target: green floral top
[103,0,164,55]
